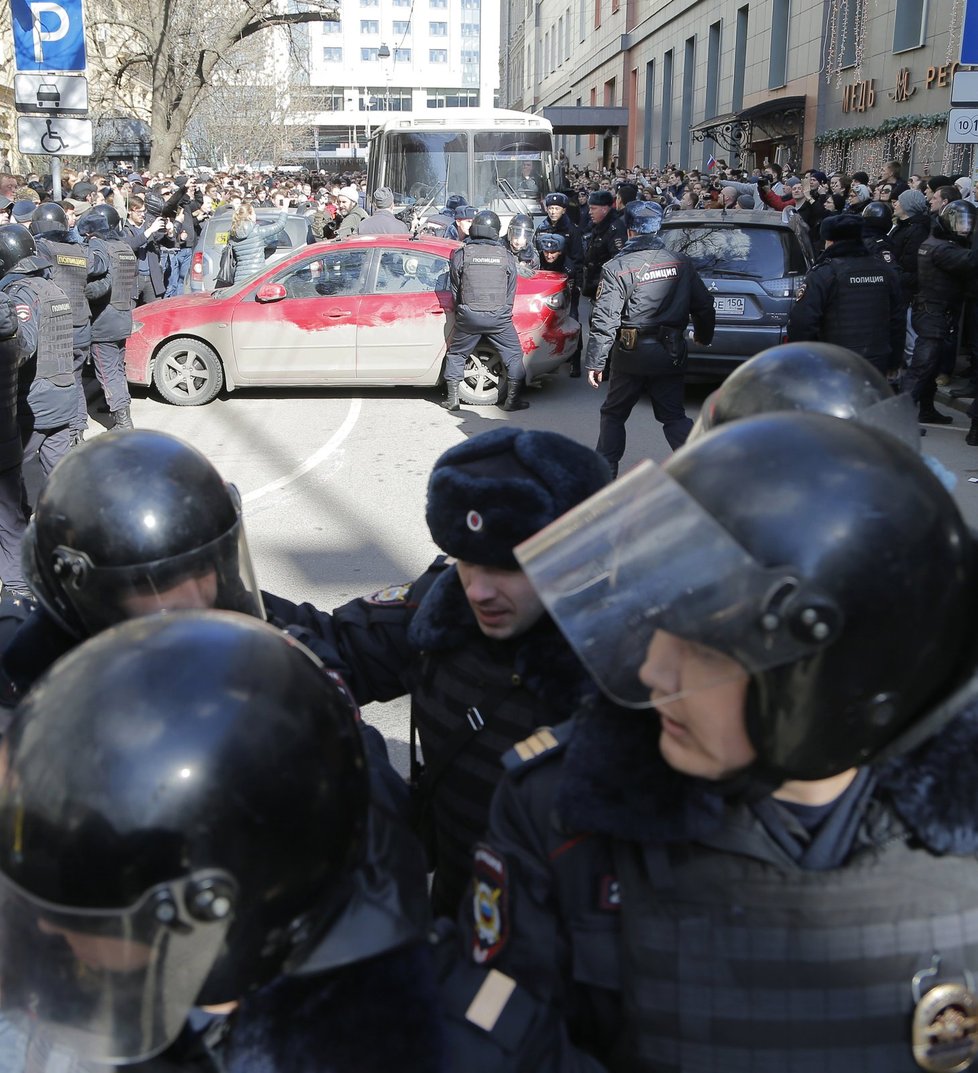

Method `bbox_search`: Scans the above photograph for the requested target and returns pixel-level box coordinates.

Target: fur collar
[407,565,594,711]
[557,693,978,854]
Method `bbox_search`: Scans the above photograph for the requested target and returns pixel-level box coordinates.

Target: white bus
[365,108,560,229]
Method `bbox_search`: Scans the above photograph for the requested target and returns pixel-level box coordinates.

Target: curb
[936,389,973,417]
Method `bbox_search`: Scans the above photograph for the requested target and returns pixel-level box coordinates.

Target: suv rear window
[660,224,805,279]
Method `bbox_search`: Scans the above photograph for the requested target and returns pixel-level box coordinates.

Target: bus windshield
[473,131,553,214]
[384,131,469,207]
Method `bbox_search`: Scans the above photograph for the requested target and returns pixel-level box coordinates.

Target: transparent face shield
[515,461,839,709]
[0,870,235,1064]
[25,487,265,637]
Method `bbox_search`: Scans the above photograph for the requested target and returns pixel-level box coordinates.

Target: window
[430,20,448,34]
[360,0,378,5]
[323,46,343,61]
[393,20,411,34]
[393,0,411,6]
[839,0,862,66]
[681,38,694,168]
[589,87,596,149]
[461,0,480,8]
[394,46,412,60]
[361,47,380,59]
[565,8,571,58]
[594,0,601,29]
[323,20,341,32]
[557,16,563,63]
[374,251,449,294]
[660,50,673,166]
[732,6,748,110]
[426,88,479,106]
[361,20,379,33]
[430,0,448,7]
[643,60,655,166]
[280,251,367,300]
[461,22,480,35]
[430,48,448,61]
[575,95,582,154]
[768,0,789,88]
[705,22,720,119]
[462,49,479,64]
[580,0,585,41]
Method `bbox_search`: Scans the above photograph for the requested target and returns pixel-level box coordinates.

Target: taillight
[191,251,203,279]
[760,275,804,298]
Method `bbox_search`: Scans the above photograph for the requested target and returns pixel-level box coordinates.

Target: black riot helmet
[0,612,369,1063]
[24,429,264,638]
[516,412,976,782]
[507,213,534,245]
[689,342,919,452]
[0,224,37,274]
[861,199,893,234]
[938,199,977,241]
[470,208,501,240]
[76,202,121,237]
[28,201,68,237]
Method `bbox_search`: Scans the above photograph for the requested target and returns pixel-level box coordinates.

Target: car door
[355,248,453,381]
[228,249,366,383]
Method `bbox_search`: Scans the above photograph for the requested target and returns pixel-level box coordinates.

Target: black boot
[918,404,953,425]
[967,420,978,446]
[499,377,529,411]
[112,406,134,430]
[440,381,461,411]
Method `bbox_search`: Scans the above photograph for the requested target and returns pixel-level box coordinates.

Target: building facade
[502,0,972,178]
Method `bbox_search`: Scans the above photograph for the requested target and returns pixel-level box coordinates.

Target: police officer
[787,213,904,380]
[426,193,468,237]
[445,203,477,242]
[0,611,442,1073]
[861,200,896,264]
[262,427,611,918]
[505,213,540,276]
[0,294,30,604]
[536,192,583,277]
[580,190,627,361]
[537,231,583,378]
[440,209,527,413]
[30,201,109,446]
[78,203,138,429]
[907,199,978,426]
[0,224,75,498]
[586,201,715,473]
[447,412,978,1072]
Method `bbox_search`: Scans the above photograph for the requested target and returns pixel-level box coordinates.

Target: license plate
[714,297,745,315]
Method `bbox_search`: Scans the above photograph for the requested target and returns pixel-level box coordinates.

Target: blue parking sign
[964,0,978,64]
[11,0,86,72]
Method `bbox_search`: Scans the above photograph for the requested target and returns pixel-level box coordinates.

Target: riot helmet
[690,342,919,452]
[516,412,975,782]
[76,203,121,238]
[470,209,501,240]
[143,189,165,219]
[507,213,535,249]
[938,199,977,241]
[623,199,663,235]
[0,611,369,1063]
[24,430,264,638]
[861,200,893,234]
[29,201,68,236]
[0,224,38,274]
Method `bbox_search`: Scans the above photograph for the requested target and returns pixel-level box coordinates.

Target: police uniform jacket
[787,239,905,373]
[262,561,593,919]
[537,216,584,275]
[914,231,978,315]
[585,235,715,376]
[888,213,931,308]
[449,239,519,333]
[581,214,627,298]
[443,692,978,1072]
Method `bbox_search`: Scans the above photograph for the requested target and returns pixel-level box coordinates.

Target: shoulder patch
[471,843,508,965]
[14,304,30,321]
[364,582,413,606]
[501,720,573,774]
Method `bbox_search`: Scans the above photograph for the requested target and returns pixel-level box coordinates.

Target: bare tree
[87,0,338,172]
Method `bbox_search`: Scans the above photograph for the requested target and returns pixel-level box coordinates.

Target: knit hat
[850,183,872,203]
[898,189,928,217]
[372,187,394,209]
[10,200,35,224]
[588,190,614,207]
[809,170,828,184]
[425,428,612,567]
[820,214,863,242]
[338,185,359,203]
[70,182,96,198]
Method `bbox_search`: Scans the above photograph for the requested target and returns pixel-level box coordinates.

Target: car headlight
[131,320,144,333]
[544,290,567,310]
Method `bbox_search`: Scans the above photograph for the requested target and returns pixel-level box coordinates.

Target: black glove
[0,295,19,341]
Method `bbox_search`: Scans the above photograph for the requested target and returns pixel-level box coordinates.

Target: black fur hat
[426,428,611,567]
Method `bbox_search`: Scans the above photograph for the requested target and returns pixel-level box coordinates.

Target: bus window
[385,131,469,209]
[473,131,553,215]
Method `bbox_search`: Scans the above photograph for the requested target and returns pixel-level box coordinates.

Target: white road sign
[17,114,92,155]
[14,72,87,114]
[952,71,978,105]
[948,108,978,143]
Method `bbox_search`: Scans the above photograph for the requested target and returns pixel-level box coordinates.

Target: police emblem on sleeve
[912,965,978,1072]
[365,583,412,605]
[472,843,508,965]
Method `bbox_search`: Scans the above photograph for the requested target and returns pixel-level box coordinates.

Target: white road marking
[241,398,363,504]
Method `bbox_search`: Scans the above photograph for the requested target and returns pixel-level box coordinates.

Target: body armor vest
[823,257,892,361]
[459,243,509,311]
[916,235,967,311]
[613,832,978,1073]
[27,277,73,386]
[413,641,549,916]
[0,336,21,472]
[105,239,138,314]
[36,238,88,326]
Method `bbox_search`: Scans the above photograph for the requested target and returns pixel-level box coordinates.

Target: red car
[126,235,580,406]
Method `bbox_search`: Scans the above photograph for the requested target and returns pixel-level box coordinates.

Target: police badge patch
[364,583,412,605]
[472,843,508,965]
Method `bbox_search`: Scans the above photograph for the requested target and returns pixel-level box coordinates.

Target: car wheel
[153,338,224,406]
[458,349,502,406]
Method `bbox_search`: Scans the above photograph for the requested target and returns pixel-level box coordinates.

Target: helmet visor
[515,461,835,708]
[25,511,264,637]
[0,870,234,1064]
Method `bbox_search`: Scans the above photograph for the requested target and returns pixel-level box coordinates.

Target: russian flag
[706,155,718,171]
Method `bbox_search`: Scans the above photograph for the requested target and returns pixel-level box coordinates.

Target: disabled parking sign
[10,0,86,72]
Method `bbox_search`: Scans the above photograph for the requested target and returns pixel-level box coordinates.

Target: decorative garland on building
[815,113,951,175]
[825,0,872,85]
[947,0,964,67]
[814,111,950,145]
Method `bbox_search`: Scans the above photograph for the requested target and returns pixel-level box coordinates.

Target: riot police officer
[787,213,904,380]
[861,200,896,264]
[440,209,528,413]
[0,294,30,603]
[505,213,540,276]
[537,231,582,378]
[586,200,715,472]
[30,201,109,446]
[0,611,441,1072]
[0,224,75,492]
[536,191,583,277]
[907,199,978,425]
[446,411,978,1072]
[77,203,138,429]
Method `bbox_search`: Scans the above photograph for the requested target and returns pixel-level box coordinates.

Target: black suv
[658,208,814,375]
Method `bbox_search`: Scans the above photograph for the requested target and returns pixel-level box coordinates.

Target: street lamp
[378,43,392,109]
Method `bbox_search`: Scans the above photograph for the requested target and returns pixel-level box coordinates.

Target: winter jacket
[229,211,288,284]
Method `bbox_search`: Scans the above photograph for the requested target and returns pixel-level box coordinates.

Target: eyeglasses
[881,187,892,194]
